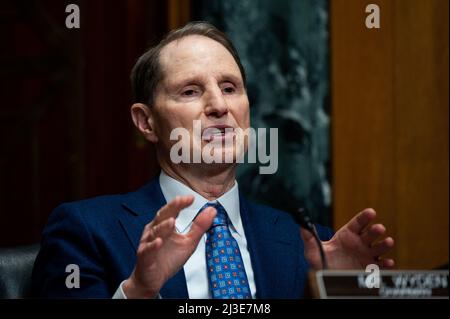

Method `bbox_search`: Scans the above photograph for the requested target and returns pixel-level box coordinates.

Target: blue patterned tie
[203,202,252,299]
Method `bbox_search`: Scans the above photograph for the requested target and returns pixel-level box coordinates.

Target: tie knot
[203,202,228,227]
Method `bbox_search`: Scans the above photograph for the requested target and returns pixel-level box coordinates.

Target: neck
[160,161,237,200]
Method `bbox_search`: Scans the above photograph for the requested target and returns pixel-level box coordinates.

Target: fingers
[345,208,377,234]
[380,258,395,269]
[360,223,386,245]
[140,195,193,244]
[140,217,175,243]
[154,195,194,225]
[371,237,395,258]
[137,237,163,261]
[187,206,216,242]
[371,237,395,269]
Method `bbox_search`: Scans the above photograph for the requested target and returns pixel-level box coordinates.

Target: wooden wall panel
[168,0,191,30]
[331,0,397,262]
[331,0,448,269]
[394,0,449,268]
[0,0,167,246]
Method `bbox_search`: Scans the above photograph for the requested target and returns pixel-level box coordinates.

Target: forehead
[158,35,242,83]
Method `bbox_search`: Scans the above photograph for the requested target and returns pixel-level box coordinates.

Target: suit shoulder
[56,193,125,214]
[45,193,125,230]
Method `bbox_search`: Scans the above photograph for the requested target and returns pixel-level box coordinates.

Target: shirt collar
[159,170,242,235]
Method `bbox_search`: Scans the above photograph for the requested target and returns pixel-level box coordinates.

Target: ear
[130,103,158,143]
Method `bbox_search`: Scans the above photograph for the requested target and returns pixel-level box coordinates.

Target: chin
[218,148,243,164]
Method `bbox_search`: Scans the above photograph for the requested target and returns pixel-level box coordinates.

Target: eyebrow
[217,74,244,86]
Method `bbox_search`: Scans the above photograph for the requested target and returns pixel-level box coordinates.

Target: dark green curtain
[192,0,331,226]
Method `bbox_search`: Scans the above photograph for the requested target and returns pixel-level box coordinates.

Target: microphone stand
[292,207,328,270]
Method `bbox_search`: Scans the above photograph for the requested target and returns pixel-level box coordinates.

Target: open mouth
[202,126,235,142]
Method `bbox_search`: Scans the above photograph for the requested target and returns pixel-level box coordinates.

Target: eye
[182,89,194,96]
[181,89,198,97]
[222,85,235,94]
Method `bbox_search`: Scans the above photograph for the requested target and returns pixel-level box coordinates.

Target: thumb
[187,207,216,242]
[299,227,316,247]
[300,227,322,270]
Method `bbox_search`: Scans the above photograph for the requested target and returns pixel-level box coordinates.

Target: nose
[204,87,229,118]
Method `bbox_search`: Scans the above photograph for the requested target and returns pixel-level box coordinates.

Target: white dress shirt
[113,170,257,299]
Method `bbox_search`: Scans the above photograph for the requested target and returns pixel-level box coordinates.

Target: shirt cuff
[112,280,162,299]
[112,280,128,299]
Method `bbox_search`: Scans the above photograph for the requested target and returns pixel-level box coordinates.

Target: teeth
[202,127,234,140]
[210,128,226,134]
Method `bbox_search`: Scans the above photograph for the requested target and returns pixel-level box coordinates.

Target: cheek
[154,108,198,140]
[152,112,177,142]
[236,102,250,128]
[244,109,250,127]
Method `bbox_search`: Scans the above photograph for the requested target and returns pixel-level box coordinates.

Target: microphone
[292,207,328,270]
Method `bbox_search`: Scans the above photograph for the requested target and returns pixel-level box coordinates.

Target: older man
[32,22,394,299]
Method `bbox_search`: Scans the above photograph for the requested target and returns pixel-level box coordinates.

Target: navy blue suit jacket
[32,178,333,298]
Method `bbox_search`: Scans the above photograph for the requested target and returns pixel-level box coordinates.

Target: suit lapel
[118,177,189,299]
[116,179,299,299]
[239,194,300,298]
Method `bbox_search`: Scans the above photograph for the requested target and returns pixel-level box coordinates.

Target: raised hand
[123,195,216,298]
[301,208,395,270]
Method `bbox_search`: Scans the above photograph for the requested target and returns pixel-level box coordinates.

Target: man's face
[151,35,250,166]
